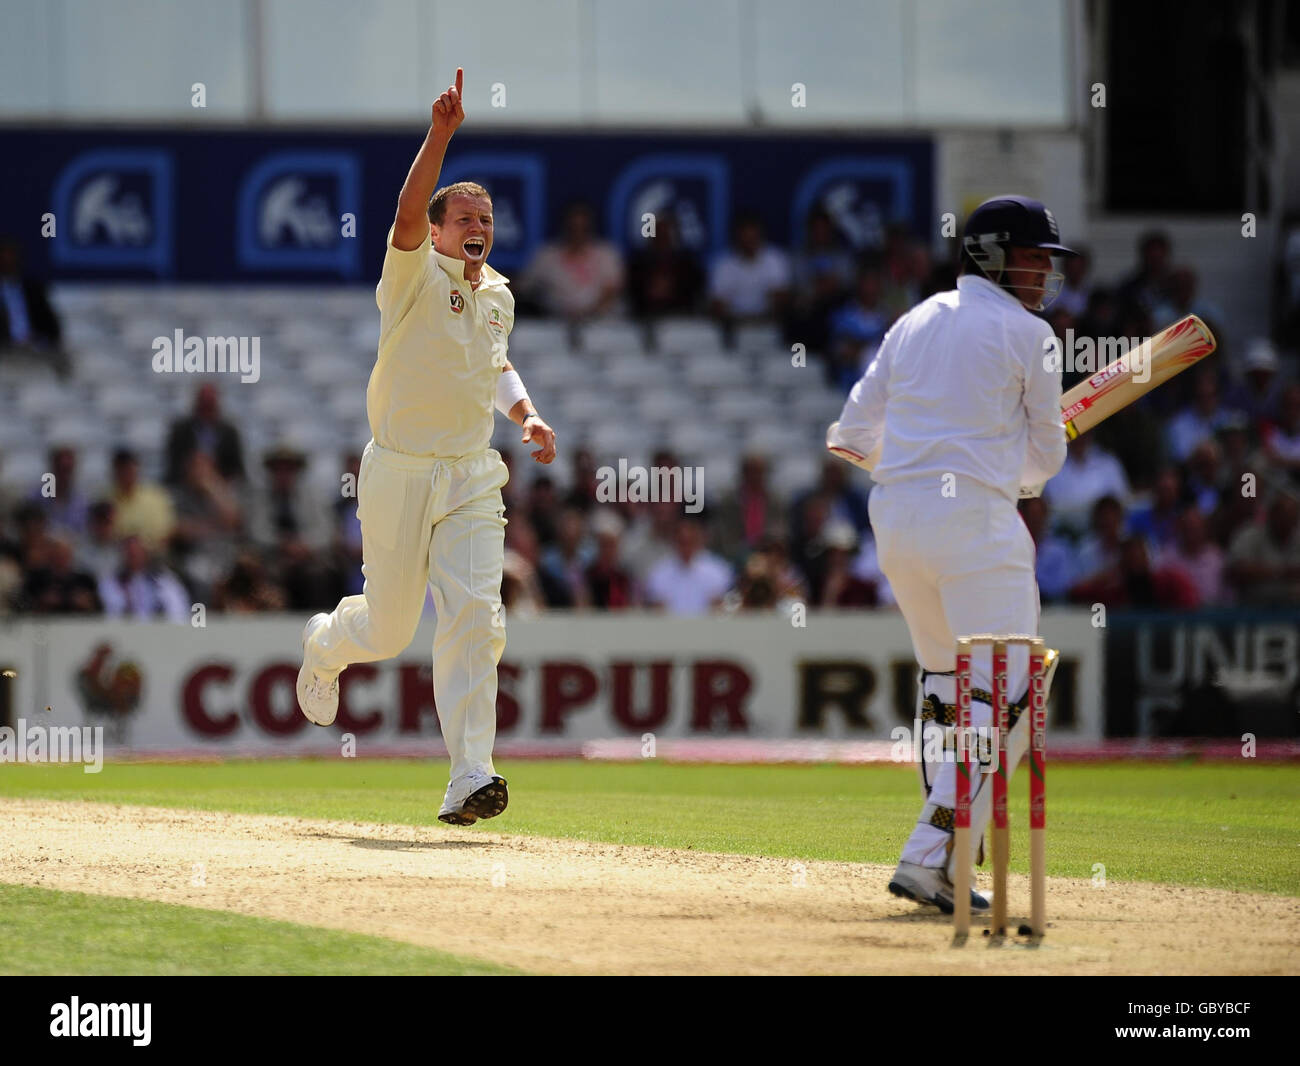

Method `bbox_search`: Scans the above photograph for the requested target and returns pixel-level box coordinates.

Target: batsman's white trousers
[308,441,508,780]
[868,478,1038,869]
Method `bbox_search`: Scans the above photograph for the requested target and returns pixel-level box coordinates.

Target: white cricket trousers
[868,478,1039,868]
[308,440,509,781]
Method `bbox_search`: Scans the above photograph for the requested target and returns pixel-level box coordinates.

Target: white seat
[349,317,380,352]
[299,352,362,387]
[0,451,45,493]
[603,357,670,390]
[94,383,159,419]
[741,423,815,458]
[574,319,645,357]
[682,353,739,390]
[655,317,724,357]
[772,455,823,497]
[661,424,730,460]
[637,388,699,423]
[251,386,305,421]
[734,323,783,355]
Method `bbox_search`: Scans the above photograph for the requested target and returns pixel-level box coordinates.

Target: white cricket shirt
[367,227,514,457]
[834,274,1066,502]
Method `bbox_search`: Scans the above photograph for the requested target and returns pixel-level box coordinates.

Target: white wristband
[495,368,530,416]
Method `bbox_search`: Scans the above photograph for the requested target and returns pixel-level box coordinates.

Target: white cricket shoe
[296,613,339,727]
[438,766,509,826]
[888,860,990,915]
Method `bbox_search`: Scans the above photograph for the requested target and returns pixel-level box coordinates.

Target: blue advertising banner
[0,129,932,282]
[1104,609,1300,738]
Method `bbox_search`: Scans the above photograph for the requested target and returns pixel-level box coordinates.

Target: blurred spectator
[29,445,90,536]
[585,510,635,608]
[525,476,561,547]
[1074,495,1126,584]
[792,458,870,543]
[77,500,119,580]
[1126,466,1184,553]
[708,212,791,337]
[1215,414,1253,483]
[20,534,100,614]
[1042,436,1130,536]
[1274,212,1300,350]
[0,539,19,615]
[817,520,877,606]
[1165,367,1240,463]
[644,515,733,614]
[13,502,56,571]
[109,448,175,550]
[918,250,958,302]
[754,536,809,605]
[1158,506,1227,606]
[626,210,703,323]
[164,383,246,485]
[879,225,922,319]
[1019,497,1074,603]
[170,451,244,598]
[99,536,190,621]
[1079,286,1119,343]
[786,208,855,353]
[501,543,545,618]
[620,497,679,583]
[1185,439,1228,516]
[1226,493,1300,606]
[1152,266,1225,338]
[334,451,364,597]
[713,453,782,564]
[1117,230,1173,314]
[0,238,66,376]
[538,508,593,607]
[565,447,600,513]
[826,266,890,392]
[213,550,286,612]
[1055,246,1092,319]
[1071,535,1199,608]
[849,526,895,607]
[521,201,624,322]
[1261,382,1300,482]
[732,552,779,610]
[1225,338,1286,427]
[246,443,336,609]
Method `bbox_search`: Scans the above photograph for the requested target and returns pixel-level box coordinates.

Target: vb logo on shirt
[449,291,465,314]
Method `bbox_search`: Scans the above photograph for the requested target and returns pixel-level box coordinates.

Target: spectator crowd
[2,216,1299,618]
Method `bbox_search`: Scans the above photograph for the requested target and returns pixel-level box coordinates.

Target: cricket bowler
[827,195,1071,912]
[296,68,557,825]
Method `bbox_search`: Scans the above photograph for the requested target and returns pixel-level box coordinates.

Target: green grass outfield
[3,759,1296,974]
[2,758,1297,896]
[0,883,519,976]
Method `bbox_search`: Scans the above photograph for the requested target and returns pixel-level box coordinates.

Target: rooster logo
[77,644,143,743]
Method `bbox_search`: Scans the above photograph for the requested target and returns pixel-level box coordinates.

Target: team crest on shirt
[488,307,505,333]
[449,290,465,314]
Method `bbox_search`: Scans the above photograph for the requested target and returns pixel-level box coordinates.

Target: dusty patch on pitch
[1,798,1295,976]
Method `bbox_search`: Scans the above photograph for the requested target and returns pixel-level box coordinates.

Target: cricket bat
[826,314,1217,476]
[1060,314,1217,440]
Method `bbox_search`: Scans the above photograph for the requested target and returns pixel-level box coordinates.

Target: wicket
[952,634,1047,939]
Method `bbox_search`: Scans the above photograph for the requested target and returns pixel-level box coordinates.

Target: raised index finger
[455,67,463,96]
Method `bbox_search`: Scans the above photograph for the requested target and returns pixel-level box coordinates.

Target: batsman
[827,196,1070,913]
[296,68,557,825]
